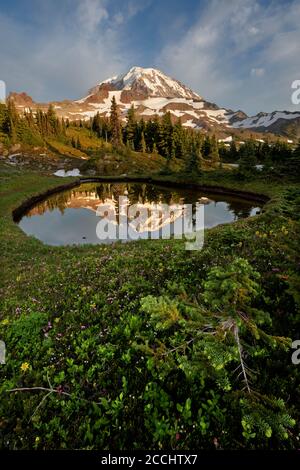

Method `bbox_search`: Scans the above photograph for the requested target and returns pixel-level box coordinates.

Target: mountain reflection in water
[18,182,261,246]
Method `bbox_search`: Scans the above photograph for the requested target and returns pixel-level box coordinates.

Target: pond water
[18,182,262,246]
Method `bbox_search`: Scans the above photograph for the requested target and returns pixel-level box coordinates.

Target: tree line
[0,101,66,146]
[1,96,299,177]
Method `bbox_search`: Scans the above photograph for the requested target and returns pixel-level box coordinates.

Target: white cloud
[0,2,132,101]
[157,0,300,114]
[77,0,109,34]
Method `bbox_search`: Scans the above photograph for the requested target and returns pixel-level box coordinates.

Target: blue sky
[0,0,299,115]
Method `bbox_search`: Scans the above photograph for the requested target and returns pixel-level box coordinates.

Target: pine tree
[0,103,10,135]
[238,139,257,178]
[7,100,18,142]
[159,112,173,159]
[140,131,146,153]
[125,105,137,150]
[46,104,58,135]
[172,118,184,159]
[229,140,238,161]
[284,139,300,176]
[110,95,122,148]
[209,135,220,165]
[202,135,211,157]
[185,142,202,176]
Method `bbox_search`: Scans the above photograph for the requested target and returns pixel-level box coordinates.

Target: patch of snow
[141,109,156,116]
[54,168,81,177]
[98,66,202,100]
[184,119,197,128]
[75,94,93,104]
[218,136,233,143]
[203,108,228,123]
[191,101,205,109]
[232,111,300,129]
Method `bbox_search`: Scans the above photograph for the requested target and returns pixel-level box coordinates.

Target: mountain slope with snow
[8,66,300,138]
[95,66,202,100]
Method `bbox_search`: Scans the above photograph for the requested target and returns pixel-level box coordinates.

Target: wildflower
[1,318,9,326]
[56,385,64,395]
[20,362,30,372]
[35,436,40,444]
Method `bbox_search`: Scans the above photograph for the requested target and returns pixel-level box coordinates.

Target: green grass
[0,163,299,450]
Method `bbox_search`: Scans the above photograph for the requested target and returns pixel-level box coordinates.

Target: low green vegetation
[0,161,299,449]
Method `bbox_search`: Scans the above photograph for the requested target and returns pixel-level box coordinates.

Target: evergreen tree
[125,105,137,150]
[7,100,18,142]
[140,131,146,153]
[202,135,211,157]
[110,95,122,148]
[229,139,238,161]
[172,118,184,159]
[0,103,10,135]
[185,142,202,176]
[159,112,173,159]
[283,139,300,176]
[46,104,58,134]
[145,116,160,153]
[209,135,220,165]
[238,139,257,178]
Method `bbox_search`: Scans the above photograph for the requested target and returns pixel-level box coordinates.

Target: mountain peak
[9,66,300,137]
[97,66,202,100]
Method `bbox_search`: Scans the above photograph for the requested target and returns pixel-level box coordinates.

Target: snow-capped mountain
[92,66,202,100]
[231,110,300,135]
[8,66,300,138]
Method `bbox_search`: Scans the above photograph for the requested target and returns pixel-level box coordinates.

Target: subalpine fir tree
[259,141,271,162]
[125,105,137,150]
[7,100,18,142]
[285,139,300,176]
[0,103,10,135]
[140,257,295,443]
[46,104,58,135]
[229,139,238,161]
[110,95,122,147]
[172,118,184,159]
[238,139,257,178]
[145,117,160,152]
[159,112,173,159]
[209,135,220,165]
[140,131,146,153]
[185,142,202,176]
[202,135,211,157]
